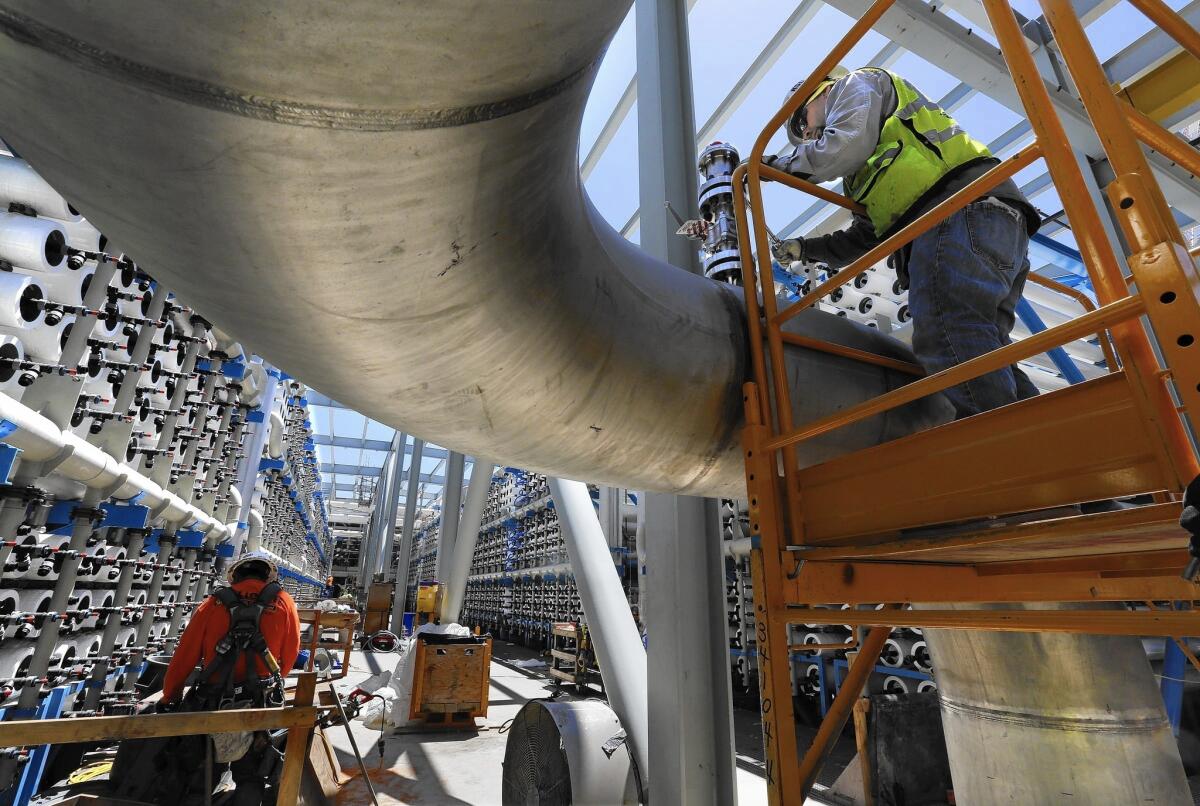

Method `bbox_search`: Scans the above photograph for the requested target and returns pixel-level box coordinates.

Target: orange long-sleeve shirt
[162,579,301,703]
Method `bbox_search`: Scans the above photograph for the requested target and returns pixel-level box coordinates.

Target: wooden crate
[361,581,393,635]
[297,609,358,680]
[408,636,492,726]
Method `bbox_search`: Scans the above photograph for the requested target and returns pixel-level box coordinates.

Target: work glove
[772,238,806,266]
[676,219,711,240]
[762,153,794,176]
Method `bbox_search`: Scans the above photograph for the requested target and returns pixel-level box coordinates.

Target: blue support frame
[4,662,144,806]
[1015,298,1089,382]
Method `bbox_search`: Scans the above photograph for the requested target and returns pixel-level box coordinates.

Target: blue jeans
[907,197,1040,418]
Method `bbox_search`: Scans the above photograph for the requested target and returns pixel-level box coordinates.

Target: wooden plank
[0,706,320,747]
[307,727,348,801]
[278,673,317,806]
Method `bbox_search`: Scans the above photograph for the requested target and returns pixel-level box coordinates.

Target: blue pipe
[1162,637,1187,737]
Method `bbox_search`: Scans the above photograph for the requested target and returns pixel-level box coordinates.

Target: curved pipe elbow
[246,507,264,552]
[267,410,285,460]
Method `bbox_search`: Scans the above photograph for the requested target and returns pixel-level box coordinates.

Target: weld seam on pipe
[938,698,1172,733]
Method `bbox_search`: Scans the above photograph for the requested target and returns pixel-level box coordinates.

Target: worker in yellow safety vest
[769,66,1042,418]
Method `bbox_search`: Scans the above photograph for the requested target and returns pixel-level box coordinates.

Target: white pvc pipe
[548,477,649,784]
[439,459,496,623]
[0,390,232,539]
[246,507,264,552]
[267,409,284,459]
[723,537,752,558]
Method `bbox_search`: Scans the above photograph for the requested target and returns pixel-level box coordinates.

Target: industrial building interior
[0,0,1197,804]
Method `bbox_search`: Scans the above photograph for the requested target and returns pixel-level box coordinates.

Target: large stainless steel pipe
[0,2,947,498]
[922,604,1190,804]
[0,4,1176,800]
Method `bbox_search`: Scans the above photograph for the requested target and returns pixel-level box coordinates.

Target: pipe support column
[440,460,496,623]
[434,451,465,581]
[391,438,425,632]
[549,478,649,786]
[376,432,407,579]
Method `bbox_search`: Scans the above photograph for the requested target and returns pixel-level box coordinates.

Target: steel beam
[636,0,700,272]
[377,433,407,580]
[318,464,446,484]
[581,76,636,183]
[434,451,465,580]
[392,437,425,628]
[636,2,737,801]
[578,0,699,184]
[312,433,449,459]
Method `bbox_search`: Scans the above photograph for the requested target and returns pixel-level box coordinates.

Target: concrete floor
[324,643,779,805]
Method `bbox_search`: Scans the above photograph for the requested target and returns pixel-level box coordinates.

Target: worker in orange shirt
[161,550,301,805]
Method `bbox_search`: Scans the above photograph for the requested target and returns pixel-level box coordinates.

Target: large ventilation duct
[0,3,1183,802]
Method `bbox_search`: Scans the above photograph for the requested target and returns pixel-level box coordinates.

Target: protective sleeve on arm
[161,596,215,702]
[775,72,888,184]
[803,213,880,269]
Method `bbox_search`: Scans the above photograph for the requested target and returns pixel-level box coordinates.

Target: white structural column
[358,432,404,589]
[440,459,497,623]
[376,432,407,579]
[391,437,425,631]
[549,478,650,786]
[635,1,738,802]
[434,450,466,580]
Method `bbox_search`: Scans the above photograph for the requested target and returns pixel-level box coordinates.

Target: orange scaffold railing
[729,0,1200,801]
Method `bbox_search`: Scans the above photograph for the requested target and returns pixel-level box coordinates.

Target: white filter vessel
[0,211,67,272]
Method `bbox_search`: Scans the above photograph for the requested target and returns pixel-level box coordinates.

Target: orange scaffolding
[730,0,1200,801]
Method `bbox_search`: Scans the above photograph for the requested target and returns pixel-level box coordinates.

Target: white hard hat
[785,66,851,146]
[228,550,279,584]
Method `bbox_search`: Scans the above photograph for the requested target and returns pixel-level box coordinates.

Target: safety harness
[191,582,286,709]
